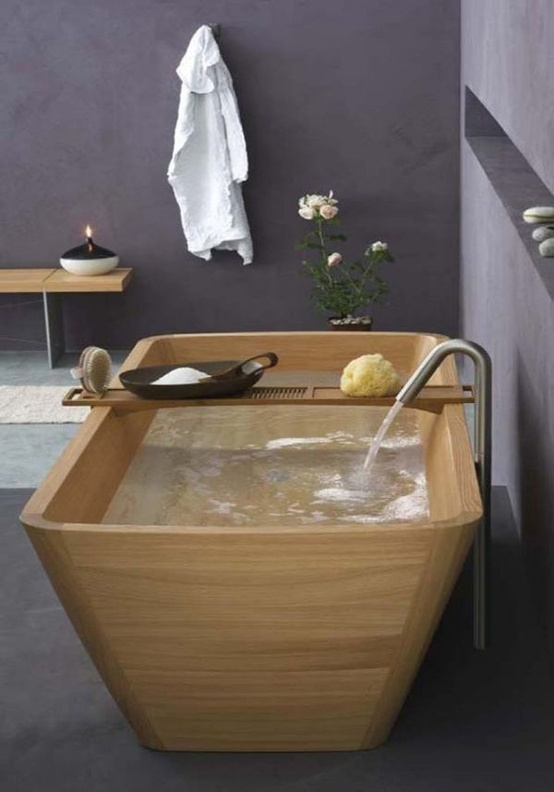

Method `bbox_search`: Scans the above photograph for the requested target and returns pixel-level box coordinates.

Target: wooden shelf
[0,267,132,293]
[0,268,55,293]
[44,268,132,292]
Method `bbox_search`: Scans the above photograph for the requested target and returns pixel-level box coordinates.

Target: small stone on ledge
[538,238,554,257]
[532,225,554,242]
[523,206,554,224]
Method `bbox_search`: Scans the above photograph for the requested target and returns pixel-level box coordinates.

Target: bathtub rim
[20,402,482,536]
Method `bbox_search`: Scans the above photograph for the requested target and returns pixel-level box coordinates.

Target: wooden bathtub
[21,332,482,752]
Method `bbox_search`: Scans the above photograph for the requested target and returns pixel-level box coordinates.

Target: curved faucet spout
[398,339,492,650]
[397,338,490,406]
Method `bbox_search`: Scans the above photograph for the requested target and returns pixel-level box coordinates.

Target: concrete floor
[4,487,554,791]
[0,350,128,487]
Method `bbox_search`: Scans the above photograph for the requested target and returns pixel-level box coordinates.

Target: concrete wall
[0,0,460,350]
[461,0,554,650]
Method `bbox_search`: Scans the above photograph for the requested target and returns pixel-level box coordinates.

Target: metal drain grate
[248,386,308,400]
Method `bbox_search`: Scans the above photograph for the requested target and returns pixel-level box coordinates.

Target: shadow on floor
[2,488,553,792]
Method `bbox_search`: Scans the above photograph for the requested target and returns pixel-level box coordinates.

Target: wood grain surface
[0,268,55,292]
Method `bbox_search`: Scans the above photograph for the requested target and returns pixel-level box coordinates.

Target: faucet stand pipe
[397,339,492,650]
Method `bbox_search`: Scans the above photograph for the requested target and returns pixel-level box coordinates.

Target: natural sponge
[340,353,401,397]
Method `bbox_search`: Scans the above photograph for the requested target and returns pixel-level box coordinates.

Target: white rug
[0,386,89,424]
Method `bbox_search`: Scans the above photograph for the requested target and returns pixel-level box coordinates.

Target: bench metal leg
[43,292,65,367]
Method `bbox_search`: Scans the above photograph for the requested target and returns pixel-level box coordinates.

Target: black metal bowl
[119,358,274,400]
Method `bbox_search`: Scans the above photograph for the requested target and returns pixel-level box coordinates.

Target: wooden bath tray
[63,383,474,411]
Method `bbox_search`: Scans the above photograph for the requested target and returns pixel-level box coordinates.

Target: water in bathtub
[103,405,429,527]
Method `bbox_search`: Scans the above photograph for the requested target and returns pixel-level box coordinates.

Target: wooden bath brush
[71,346,113,395]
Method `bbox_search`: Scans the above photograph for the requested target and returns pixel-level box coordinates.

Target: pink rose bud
[319,204,339,220]
[298,206,315,220]
[327,252,343,267]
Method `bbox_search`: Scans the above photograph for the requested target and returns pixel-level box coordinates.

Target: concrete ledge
[465,87,554,301]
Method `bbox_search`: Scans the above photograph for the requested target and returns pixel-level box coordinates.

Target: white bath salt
[152,367,208,386]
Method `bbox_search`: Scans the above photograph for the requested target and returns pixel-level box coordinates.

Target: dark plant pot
[328,316,373,331]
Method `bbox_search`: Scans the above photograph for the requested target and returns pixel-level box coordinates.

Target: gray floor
[0,351,128,488]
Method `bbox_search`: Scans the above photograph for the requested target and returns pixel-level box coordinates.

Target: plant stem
[316,219,327,261]
[316,219,335,289]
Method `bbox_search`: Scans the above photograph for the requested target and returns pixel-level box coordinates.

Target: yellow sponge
[340,353,401,397]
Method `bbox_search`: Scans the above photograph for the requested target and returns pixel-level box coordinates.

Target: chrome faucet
[397,339,492,650]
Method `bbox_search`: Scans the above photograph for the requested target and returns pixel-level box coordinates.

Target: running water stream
[363,400,404,473]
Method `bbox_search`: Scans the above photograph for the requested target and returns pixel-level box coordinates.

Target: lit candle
[85,225,94,254]
[60,225,119,276]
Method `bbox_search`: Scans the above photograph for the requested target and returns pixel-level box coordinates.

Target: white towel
[168,25,253,265]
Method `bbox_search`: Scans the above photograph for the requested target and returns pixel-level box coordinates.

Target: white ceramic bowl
[59,255,119,276]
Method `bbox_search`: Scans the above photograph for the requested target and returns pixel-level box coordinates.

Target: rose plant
[297,191,394,326]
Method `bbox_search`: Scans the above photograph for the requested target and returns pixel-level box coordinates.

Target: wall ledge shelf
[465,87,554,302]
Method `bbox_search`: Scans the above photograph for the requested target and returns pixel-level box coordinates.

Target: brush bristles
[79,347,112,394]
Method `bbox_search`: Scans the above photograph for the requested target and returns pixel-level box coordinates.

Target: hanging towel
[167,25,253,265]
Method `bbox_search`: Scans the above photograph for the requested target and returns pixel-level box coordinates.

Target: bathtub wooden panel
[26,527,435,751]
[362,520,477,747]
[26,406,156,525]
[23,516,479,751]
[418,405,480,522]
[125,667,389,752]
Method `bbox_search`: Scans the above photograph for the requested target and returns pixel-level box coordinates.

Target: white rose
[371,241,388,252]
[305,194,327,209]
[298,206,315,220]
[327,252,343,267]
[319,204,339,220]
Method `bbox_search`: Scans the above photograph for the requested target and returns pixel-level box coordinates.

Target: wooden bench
[0,268,132,367]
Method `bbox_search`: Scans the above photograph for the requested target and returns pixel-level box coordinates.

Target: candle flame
[85,224,93,238]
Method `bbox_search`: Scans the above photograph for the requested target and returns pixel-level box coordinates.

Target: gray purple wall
[461,0,554,653]
[0,0,460,351]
